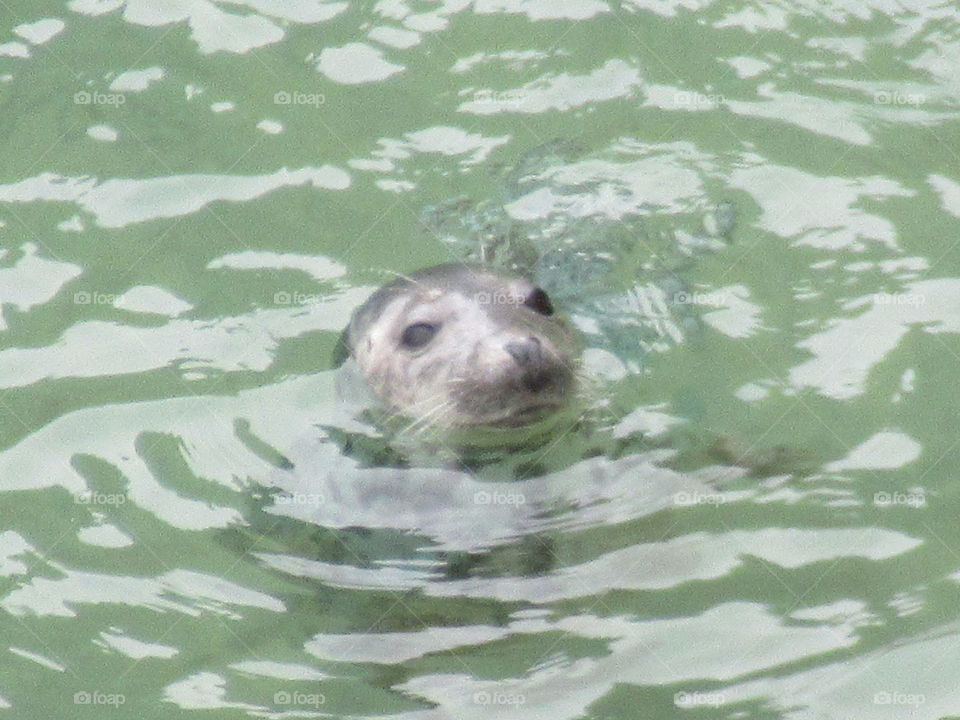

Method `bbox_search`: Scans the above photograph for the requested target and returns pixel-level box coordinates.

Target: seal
[342,263,580,429]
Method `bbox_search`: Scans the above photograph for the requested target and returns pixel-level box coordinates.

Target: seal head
[345,263,579,428]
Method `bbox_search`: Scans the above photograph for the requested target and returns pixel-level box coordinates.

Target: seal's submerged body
[343,263,580,431]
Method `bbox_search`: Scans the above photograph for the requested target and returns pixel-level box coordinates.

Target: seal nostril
[505,336,542,366]
[522,368,554,393]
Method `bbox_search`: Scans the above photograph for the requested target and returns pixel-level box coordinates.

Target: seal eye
[400,322,438,349]
[524,288,554,316]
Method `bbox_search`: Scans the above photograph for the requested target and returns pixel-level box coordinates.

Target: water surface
[1,1,959,718]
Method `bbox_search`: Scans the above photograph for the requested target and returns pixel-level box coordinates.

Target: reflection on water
[1,0,960,717]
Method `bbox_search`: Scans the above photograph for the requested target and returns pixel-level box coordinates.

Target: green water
[2,1,960,718]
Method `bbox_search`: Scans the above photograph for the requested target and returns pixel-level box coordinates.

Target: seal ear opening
[331,326,351,368]
[524,287,554,316]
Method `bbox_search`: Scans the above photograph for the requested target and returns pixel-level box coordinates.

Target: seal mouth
[498,401,564,426]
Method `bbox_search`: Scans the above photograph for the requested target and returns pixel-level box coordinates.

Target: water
[1,1,959,718]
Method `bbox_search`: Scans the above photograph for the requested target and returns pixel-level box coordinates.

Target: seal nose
[522,368,555,393]
[506,337,561,393]
[505,336,543,367]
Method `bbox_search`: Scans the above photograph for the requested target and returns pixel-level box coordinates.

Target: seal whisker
[403,390,454,431]
[379,269,423,287]
[402,398,454,438]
